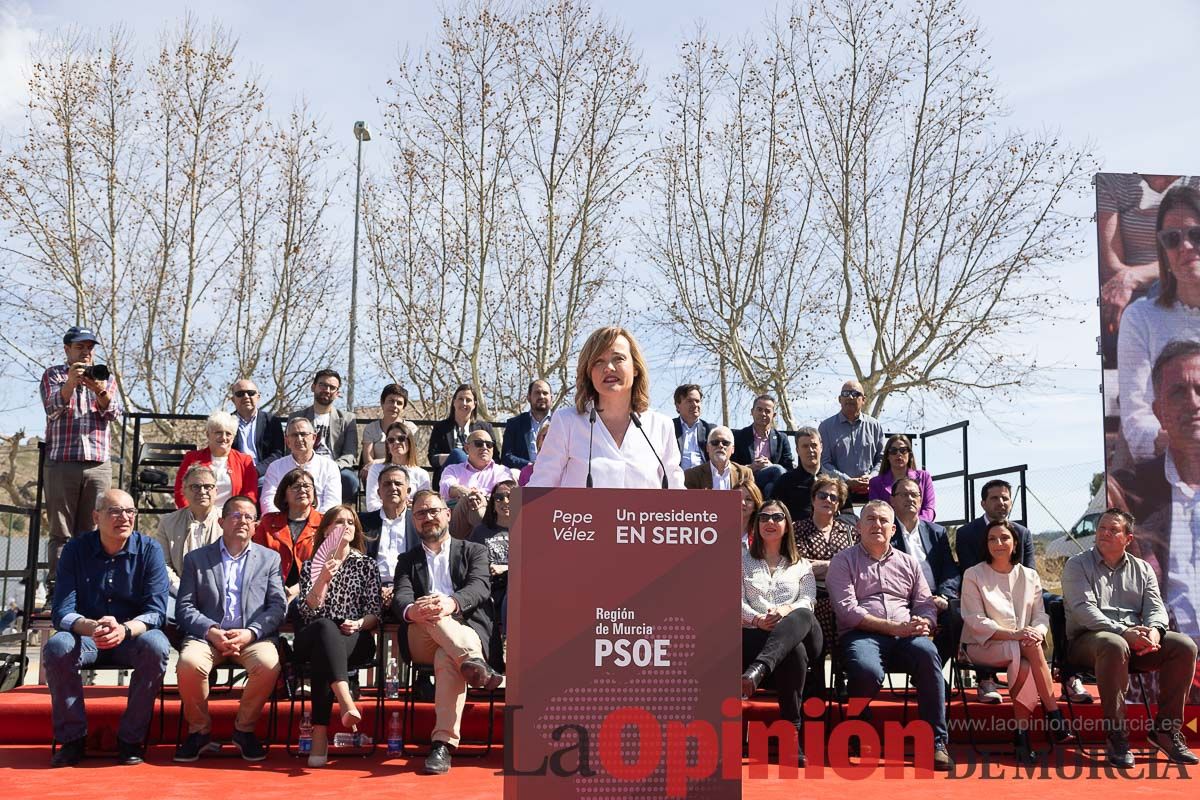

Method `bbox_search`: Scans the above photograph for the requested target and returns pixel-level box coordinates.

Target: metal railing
[0,443,46,684]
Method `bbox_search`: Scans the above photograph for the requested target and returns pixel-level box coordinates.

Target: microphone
[586,401,596,488]
[630,411,669,489]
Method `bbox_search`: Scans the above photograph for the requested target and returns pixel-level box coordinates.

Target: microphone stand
[586,401,596,488]
[630,411,669,489]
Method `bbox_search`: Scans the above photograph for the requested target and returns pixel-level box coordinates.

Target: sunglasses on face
[759,512,786,523]
[470,440,495,449]
[387,436,409,445]
[708,439,732,447]
[494,493,512,503]
[1157,225,1200,250]
[839,390,864,399]
[233,389,258,398]
[888,447,910,455]
[814,491,839,503]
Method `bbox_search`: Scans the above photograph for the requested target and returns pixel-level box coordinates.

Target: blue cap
[62,326,98,345]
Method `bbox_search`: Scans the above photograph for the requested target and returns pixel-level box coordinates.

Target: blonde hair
[573,326,650,414]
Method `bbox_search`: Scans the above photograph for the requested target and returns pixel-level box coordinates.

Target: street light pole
[348,121,371,413]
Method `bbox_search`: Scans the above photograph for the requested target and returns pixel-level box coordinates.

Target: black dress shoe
[740,662,768,699]
[424,741,453,774]
[117,739,145,766]
[50,737,85,768]
[460,658,503,691]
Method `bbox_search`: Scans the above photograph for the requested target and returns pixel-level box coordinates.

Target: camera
[84,364,110,381]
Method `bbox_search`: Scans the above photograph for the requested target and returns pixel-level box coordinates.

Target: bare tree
[641,32,834,428]
[366,0,643,419]
[778,0,1095,417]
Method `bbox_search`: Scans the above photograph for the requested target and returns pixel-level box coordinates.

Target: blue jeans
[754,464,786,498]
[43,629,171,743]
[840,630,947,745]
[340,468,361,504]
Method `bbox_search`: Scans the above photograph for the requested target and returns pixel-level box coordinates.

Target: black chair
[1047,598,1154,755]
[278,632,385,757]
[130,442,196,507]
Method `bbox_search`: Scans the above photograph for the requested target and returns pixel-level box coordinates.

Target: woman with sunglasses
[470,479,516,669]
[1118,184,1200,462]
[363,421,432,511]
[793,474,857,691]
[359,384,415,480]
[740,500,821,766]
[866,434,936,521]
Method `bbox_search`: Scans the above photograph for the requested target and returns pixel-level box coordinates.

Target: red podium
[505,487,742,800]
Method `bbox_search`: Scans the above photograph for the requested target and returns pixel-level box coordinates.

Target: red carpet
[1,686,1197,798]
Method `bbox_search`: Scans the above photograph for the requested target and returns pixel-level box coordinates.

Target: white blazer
[527,408,684,489]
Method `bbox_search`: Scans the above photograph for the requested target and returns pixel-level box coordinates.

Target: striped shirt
[40,364,121,463]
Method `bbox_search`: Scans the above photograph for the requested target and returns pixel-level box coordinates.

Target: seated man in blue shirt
[44,489,170,767]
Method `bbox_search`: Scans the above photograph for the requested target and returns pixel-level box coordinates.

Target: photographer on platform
[40,326,121,601]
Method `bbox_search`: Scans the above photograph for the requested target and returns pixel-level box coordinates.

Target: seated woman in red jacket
[174,411,258,509]
[253,468,322,602]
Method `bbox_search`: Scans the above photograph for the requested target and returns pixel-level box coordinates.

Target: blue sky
[3,0,1196,530]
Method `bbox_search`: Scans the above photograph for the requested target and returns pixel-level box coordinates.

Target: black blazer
[500,411,540,469]
[390,538,494,661]
[731,425,796,470]
[361,508,419,578]
[234,408,286,477]
[672,417,715,464]
[891,519,961,599]
[427,418,496,489]
[954,515,1035,573]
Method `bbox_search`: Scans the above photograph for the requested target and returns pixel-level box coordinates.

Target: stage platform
[0,685,1197,798]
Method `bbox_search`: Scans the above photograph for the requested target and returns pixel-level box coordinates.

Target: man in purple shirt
[828,500,952,770]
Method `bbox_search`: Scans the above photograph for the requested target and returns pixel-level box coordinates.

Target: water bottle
[387,711,403,756]
[385,657,400,699]
[298,711,313,754]
[334,731,373,747]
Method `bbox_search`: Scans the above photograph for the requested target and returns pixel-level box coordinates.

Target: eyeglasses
[287,483,314,492]
[493,493,512,503]
[839,390,864,399]
[386,436,409,444]
[887,447,910,456]
[225,511,257,523]
[104,507,137,518]
[708,439,732,447]
[187,483,217,493]
[1157,225,1200,250]
[287,431,313,439]
[233,389,258,398]
[470,440,495,449]
[814,491,839,503]
[759,512,786,523]
[414,507,448,518]
[315,382,340,391]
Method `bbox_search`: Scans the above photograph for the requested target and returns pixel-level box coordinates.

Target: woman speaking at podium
[528,326,683,489]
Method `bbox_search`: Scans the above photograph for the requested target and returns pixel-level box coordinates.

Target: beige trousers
[177,638,280,734]
[406,616,484,747]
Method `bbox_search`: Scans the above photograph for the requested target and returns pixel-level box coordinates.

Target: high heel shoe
[1013,730,1039,765]
[1046,709,1074,744]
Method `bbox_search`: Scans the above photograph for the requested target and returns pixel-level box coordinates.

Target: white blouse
[527,408,684,489]
[741,547,816,627]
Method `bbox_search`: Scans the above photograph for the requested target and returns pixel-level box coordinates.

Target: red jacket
[253,508,322,586]
[174,447,259,509]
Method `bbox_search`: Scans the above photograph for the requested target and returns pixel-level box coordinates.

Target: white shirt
[678,419,704,470]
[210,455,232,507]
[423,541,454,597]
[376,509,411,582]
[1164,451,1200,636]
[260,453,341,515]
[364,463,432,512]
[897,519,936,596]
[527,408,684,489]
[709,461,732,490]
[219,539,251,630]
[312,412,332,456]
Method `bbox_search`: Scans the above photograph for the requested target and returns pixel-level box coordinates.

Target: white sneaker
[976,678,1002,704]
[1062,676,1093,703]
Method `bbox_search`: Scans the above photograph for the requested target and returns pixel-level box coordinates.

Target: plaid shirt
[40,364,121,463]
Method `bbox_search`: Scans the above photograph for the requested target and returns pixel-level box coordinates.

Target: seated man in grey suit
[173,495,286,762]
[362,465,418,611]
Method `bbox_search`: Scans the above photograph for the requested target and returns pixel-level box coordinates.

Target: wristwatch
[122,624,133,640]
